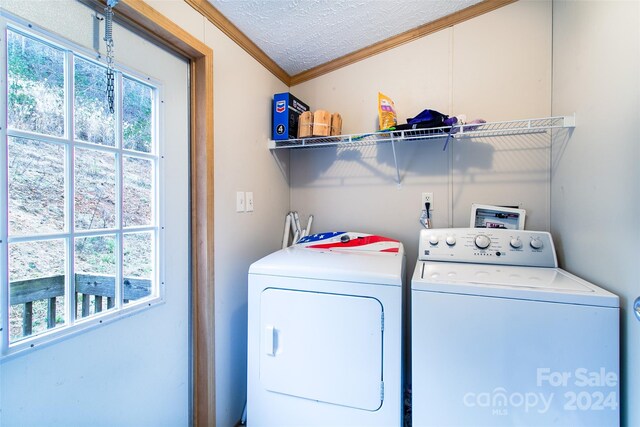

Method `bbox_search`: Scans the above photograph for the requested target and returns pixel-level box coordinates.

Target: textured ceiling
[208,0,483,76]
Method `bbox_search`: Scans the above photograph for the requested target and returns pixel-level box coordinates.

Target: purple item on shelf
[407,109,449,127]
[443,116,458,127]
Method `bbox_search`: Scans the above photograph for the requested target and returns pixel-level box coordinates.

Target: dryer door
[260,288,384,411]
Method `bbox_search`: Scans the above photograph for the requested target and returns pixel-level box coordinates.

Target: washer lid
[412,261,618,307]
[249,233,404,286]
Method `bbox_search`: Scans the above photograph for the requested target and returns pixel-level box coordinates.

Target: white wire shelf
[268,115,575,150]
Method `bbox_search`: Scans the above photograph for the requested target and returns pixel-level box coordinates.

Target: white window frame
[0,14,166,359]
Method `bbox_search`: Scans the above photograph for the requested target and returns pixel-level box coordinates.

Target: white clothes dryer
[411,228,619,427]
[248,232,405,427]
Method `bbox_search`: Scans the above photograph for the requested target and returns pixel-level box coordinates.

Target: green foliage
[7,30,64,86]
[6,28,157,341]
[7,30,65,136]
[123,78,153,152]
[75,58,116,146]
[75,236,116,275]
[8,30,154,151]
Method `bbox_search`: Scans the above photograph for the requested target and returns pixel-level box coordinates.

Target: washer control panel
[418,228,557,267]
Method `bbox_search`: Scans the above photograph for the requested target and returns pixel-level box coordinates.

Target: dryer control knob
[428,234,439,245]
[510,238,522,249]
[530,238,543,250]
[446,235,456,246]
[474,234,491,249]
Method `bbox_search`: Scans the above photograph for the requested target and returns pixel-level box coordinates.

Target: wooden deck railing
[10,273,152,337]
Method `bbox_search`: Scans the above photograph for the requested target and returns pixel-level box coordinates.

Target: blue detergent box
[272,92,310,140]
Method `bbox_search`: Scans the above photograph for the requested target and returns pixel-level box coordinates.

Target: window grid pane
[74,147,117,231]
[7,29,65,137]
[74,57,116,147]
[75,235,117,319]
[123,155,154,227]
[8,136,65,236]
[123,77,153,153]
[122,231,155,304]
[8,239,66,343]
[3,24,161,350]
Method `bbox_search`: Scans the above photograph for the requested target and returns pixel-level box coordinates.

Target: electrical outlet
[421,192,434,209]
[236,191,246,212]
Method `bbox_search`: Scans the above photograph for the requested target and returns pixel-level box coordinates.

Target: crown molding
[185,0,291,85]
[290,0,517,85]
[187,0,516,87]
[184,0,517,87]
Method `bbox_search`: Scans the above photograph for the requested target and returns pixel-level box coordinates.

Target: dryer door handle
[265,325,276,356]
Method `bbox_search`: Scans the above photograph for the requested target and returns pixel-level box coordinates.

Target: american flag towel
[297,232,401,253]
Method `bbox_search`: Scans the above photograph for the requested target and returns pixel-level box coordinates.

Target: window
[1,22,163,355]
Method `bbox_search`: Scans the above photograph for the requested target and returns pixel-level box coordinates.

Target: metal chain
[106,39,115,114]
[104,3,116,114]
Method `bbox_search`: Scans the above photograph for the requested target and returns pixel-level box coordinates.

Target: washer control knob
[530,238,543,250]
[510,238,522,249]
[446,235,456,246]
[474,234,491,249]
[428,234,439,245]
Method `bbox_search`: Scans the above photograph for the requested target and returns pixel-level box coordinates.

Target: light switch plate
[236,191,245,212]
[246,192,254,212]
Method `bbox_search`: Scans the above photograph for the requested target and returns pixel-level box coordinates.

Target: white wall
[290,0,552,278]
[0,1,190,426]
[551,1,640,425]
[146,2,290,425]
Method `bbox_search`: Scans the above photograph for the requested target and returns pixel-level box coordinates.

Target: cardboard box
[272,92,310,140]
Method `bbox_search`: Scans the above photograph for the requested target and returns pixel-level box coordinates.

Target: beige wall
[6,1,637,425]
[552,1,640,425]
[155,0,639,424]
[147,2,291,425]
[290,0,552,278]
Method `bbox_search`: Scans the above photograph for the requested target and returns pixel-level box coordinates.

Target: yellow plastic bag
[378,92,397,131]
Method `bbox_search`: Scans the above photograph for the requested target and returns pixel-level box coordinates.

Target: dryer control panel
[418,228,557,267]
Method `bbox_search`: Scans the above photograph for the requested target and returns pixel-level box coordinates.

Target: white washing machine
[411,228,619,427]
[248,232,406,427]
